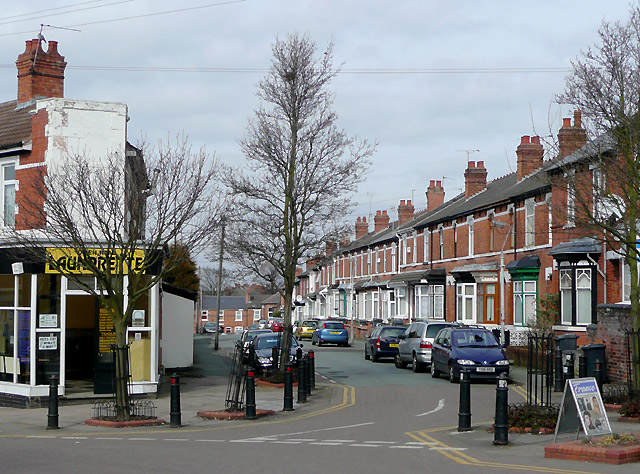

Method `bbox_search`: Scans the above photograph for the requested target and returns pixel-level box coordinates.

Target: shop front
[0,249,160,408]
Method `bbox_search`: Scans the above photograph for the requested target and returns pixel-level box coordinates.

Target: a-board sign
[554,377,611,442]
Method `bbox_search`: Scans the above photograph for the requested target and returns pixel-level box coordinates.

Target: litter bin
[554,334,578,352]
[491,328,510,346]
[581,343,608,383]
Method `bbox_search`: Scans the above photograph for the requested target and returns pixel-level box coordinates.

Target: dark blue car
[364,325,405,362]
[430,326,509,382]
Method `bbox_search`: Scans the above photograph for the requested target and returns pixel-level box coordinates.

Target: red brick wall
[586,304,632,383]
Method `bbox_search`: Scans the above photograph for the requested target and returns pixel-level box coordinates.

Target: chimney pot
[573,110,582,128]
[531,136,540,144]
[520,136,530,145]
[562,118,572,128]
[557,110,587,159]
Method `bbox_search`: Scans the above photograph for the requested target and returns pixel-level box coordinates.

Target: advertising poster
[569,378,611,437]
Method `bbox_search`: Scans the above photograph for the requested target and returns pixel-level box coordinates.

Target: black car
[364,325,406,362]
[431,326,509,382]
[252,333,302,372]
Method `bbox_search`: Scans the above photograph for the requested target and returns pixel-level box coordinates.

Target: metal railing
[526,333,554,407]
[625,328,640,396]
[225,340,247,411]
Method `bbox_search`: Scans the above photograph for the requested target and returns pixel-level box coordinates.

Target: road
[1,336,636,473]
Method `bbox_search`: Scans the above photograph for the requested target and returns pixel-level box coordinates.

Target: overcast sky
[0,1,632,243]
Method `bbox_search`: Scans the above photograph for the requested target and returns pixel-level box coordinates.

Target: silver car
[395,321,453,372]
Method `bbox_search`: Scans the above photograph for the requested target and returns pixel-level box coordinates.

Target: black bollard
[272,346,280,372]
[493,373,509,445]
[309,350,316,390]
[245,367,257,420]
[297,355,307,403]
[578,353,587,378]
[594,359,603,393]
[170,373,182,428]
[457,369,472,432]
[304,354,312,397]
[283,363,294,411]
[47,374,59,430]
[554,346,563,392]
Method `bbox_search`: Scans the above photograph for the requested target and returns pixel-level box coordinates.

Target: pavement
[0,334,636,447]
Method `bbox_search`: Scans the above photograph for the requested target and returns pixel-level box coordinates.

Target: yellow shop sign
[45,248,146,275]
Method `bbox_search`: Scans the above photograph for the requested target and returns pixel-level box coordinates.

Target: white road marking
[390,445,425,449]
[329,439,355,443]
[416,398,445,417]
[129,438,156,441]
[230,439,265,443]
[195,439,225,442]
[349,444,379,447]
[364,441,397,444]
[285,438,317,442]
[94,437,123,440]
[271,441,302,444]
[256,421,374,439]
[60,437,87,440]
[27,435,57,439]
[406,441,437,446]
[309,442,344,446]
[163,438,189,442]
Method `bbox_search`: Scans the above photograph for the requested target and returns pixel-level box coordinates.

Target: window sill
[552,325,587,332]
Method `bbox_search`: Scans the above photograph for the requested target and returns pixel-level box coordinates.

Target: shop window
[0,274,14,306]
[456,283,476,323]
[415,285,444,320]
[513,280,537,326]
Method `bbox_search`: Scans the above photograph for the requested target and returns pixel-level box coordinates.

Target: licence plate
[330,331,341,334]
[389,343,399,348]
[476,367,495,373]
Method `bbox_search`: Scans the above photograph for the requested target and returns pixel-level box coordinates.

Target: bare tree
[556,5,640,337]
[226,33,375,371]
[7,136,225,419]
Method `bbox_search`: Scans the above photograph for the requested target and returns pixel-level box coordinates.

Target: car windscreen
[256,336,298,350]
[426,324,449,338]
[381,328,405,338]
[452,330,499,347]
[302,321,317,327]
[323,322,344,329]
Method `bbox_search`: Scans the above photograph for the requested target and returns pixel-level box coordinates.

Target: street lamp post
[493,220,511,346]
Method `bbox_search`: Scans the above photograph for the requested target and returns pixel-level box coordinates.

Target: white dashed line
[60,437,87,440]
[271,441,302,444]
[430,447,467,451]
[364,441,397,444]
[230,439,265,443]
[163,438,189,442]
[309,442,344,446]
[195,439,225,442]
[285,438,317,442]
[94,437,123,440]
[27,435,57,439]
[329,439,355,443]
[129,438,156,441]
[349,444,379,447]
[406,441,437,446]
[390,445,425,449]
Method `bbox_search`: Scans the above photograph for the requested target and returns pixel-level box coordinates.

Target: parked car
[430,326,509,382]
[252,332,301,372]
[270,318,286,332]
[203,322,223,334]
[311,321,349,347]
[296,319,319,339]
[257,320,268,329]
[364,326,406,362]
[395,321,453,372]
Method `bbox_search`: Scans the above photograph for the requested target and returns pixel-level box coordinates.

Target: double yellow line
[406,429,600,473]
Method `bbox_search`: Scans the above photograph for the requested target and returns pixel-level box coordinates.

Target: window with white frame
[415,284,444,319]
[456,283,476,323]
[423,231,429,263]
[453,223,458,257]
[525,199,535,247]
[391,244,396,270]
[439,226,444,260]
[394,287,408,316]
[235,310,243,322]
[364,291,372,320]
[566,170,576,227]
[513,280,537,326]
[389,290,396,316]
[373,290,379,319]
[468,218,474,257]
[560,266,592,325]
[622,260,632,303]
[253,309,261,321]
[1,161,16,228]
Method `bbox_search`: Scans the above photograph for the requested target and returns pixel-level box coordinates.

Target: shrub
[508,403,559,431]
[620,394,640,417]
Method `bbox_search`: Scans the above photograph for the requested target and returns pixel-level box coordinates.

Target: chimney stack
[397,200,415,226]
[464,161,487,199]
[374,210,390,233]
[516,135,544,180]
[16,38,67,106]
[426,180,445,211]
[557,110,587,160]
[355,216,368,240]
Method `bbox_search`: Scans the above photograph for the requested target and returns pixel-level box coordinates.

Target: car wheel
[364,347,370,360]
[412,353,423,373]
[395,354,407,369]
[311,338,316,345]
[449,364,459,383]
[318,340,323,347]
[431,361,440,378]
[372,352,379,363]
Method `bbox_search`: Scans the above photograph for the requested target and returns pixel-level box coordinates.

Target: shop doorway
[65,294,96,392]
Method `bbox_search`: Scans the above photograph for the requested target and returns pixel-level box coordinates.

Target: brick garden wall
[587,304,632,383]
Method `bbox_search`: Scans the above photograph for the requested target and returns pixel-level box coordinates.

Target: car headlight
[258,357,272,365]
[457,359,475,365]
[495,360,510,365]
